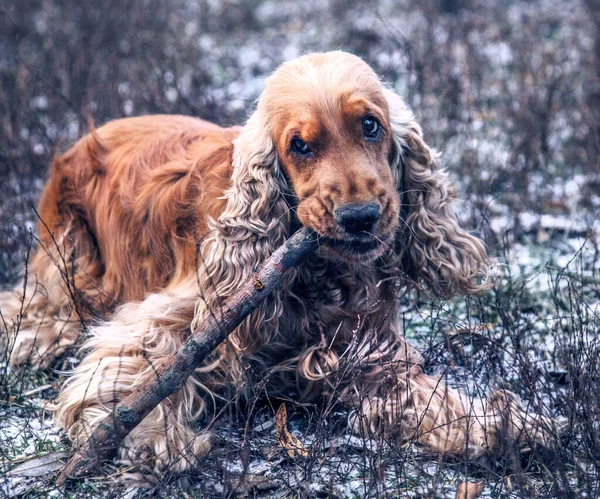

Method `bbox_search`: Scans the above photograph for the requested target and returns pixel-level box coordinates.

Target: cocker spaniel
[1,51,557,476]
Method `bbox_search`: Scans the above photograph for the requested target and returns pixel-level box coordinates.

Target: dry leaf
[6,452,70,496]
[8,451,69,478]
[275,403,308,458]
[455,481,484,499]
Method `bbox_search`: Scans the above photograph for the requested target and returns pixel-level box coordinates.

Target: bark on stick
[57,228,319,484]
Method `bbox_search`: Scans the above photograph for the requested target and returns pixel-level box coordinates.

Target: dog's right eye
[290,137,312,157]
[362,116,381,141]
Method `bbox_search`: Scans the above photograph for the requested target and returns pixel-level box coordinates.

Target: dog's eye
[290,137,312,157]
[362,116,381,141]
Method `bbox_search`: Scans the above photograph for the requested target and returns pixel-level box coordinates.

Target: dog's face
[262,53,400,263]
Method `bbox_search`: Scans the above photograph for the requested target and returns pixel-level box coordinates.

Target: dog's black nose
[335,203,381,235]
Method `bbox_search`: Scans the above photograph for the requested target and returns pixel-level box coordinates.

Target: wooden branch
[57,228,319,484]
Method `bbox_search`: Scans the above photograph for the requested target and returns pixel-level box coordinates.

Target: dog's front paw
[119,420,212,481]
[485,389,566,453]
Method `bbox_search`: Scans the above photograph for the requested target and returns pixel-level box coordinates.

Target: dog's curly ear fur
[193,105,292,355]
[383,88,490,298]
[215,106,291,249]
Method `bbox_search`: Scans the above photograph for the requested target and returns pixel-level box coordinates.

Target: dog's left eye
[362,116,381,141]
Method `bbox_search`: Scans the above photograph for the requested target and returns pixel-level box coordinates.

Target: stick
[57,228,319,484]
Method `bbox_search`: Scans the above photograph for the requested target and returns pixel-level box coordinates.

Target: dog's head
[229,51,488,296]
[259,52,399,262]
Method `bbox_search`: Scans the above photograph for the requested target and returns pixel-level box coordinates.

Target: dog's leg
[347,335,560,458]
[52,278,213,477]
[2,157,109,369]
[0,234,96,368]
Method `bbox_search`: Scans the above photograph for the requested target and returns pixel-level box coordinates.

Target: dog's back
[39,115,238,303]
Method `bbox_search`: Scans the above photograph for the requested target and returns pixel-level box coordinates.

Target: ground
[1,0,599,497]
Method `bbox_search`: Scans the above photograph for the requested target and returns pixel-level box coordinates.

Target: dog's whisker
[398,215,428,248]
[363,230,395,254]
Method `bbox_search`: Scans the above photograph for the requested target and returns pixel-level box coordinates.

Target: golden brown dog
[1,51,557,476]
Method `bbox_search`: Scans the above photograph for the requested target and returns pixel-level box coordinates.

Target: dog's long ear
[384,88,489,298]
[221,107,291,251]
[209,105,292,266]
[193,105,291,352]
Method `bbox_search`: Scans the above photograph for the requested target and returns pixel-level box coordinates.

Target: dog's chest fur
[269,253,398,352]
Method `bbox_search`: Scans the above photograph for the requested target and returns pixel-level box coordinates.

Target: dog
[0,51,557,476]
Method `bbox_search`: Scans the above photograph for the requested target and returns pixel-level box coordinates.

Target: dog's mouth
[322,236,381,254]
[319,233,391,262]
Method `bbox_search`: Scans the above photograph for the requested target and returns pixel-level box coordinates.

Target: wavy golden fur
[1,52,557,476]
